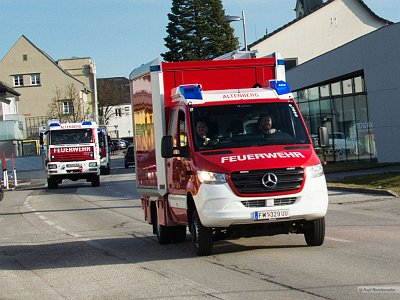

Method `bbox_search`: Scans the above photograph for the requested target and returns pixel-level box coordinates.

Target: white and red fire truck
[42,121,101,189]
[129,54,329,256]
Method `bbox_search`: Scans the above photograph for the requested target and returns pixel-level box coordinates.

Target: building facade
[0,81,25,156]
[249,0,391,70]
[106,103,134,140]
[287,22,400,163]
[0,35,98,140]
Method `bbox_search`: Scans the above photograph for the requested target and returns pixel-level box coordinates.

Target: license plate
[67,163,81,168]
[253,209,290,220]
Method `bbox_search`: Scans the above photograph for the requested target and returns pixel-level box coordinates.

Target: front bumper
[193,175,328,228]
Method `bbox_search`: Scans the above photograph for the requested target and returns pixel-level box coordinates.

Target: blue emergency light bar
[49,122,60,127]
[269,80,291,95]
[179,85,203,100]
[82,121,92,125]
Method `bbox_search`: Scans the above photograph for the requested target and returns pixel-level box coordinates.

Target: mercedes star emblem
[262,172,278,189]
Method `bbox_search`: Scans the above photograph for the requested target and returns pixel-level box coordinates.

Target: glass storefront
[293,75,377,163]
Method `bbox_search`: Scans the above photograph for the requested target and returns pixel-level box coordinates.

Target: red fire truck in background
[129,54,329,256]
[41,121,101,189]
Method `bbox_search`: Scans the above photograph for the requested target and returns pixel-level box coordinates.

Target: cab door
[166,107,191,223]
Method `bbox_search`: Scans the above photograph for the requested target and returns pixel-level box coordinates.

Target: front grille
[242,197,297,208]
[230,168,304,194]
[52,153,90,162]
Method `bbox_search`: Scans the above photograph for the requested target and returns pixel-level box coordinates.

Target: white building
[106,103,134,141]
[249,0,391,70]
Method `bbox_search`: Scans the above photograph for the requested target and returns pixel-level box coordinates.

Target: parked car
[124,145,135,168]
[330,132,362,154]
[111,138,128,150]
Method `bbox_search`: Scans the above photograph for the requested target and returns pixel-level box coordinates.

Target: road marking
[69,232,82,238]
[55,226,67,232]
[325,236,352,243]
[45,220,55,226]
[38,215,47,220]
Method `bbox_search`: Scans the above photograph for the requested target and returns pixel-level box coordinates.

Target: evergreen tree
[162,0,239,62]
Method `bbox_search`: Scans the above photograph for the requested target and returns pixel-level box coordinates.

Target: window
[307,87,319,101]
[13,75,24,87]
[178,111,187,147]
[343,79,353,94]
[63,101,70,114]
[115,108,122,117]
[23,54,28,61]
[30,74,41,85]
[331,82,342,96]
[320,85,330,98]
[354,76,364,93]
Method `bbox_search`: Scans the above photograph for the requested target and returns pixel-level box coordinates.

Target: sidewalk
[325,165,400,197]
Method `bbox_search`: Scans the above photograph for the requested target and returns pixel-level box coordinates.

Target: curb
[328,186,398,198]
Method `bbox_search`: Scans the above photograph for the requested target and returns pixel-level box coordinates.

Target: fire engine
[129,54,329,256]
[41,121,101,189]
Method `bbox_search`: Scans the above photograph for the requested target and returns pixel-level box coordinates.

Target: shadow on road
[0,234,309,270]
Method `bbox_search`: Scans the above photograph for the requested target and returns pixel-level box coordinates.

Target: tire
[304,217,325,246]
[105,165,111,175]
[171,225,187,243]
[0,187,3,201]
[91,175,100,187]
[191,210,213,256]
[155,208,171,244]
[47,178,58,189]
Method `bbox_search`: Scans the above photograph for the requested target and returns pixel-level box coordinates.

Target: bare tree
[47,84,87,122]
[97,77,130,125]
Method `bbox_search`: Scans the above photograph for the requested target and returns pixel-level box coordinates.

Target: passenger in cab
[258,114,278,135]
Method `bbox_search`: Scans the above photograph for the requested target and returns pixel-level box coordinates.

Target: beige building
[249,0,391,68]
[0,35,98,139]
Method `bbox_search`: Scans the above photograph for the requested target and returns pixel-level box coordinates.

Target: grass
[323,162,400,195]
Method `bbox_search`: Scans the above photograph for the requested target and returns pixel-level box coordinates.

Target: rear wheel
[304,217,325,246]
[105,164,111,175]
[170,225,187,243]
[155,207,171,244]
[91,175,100,187]
[191,210,213,256]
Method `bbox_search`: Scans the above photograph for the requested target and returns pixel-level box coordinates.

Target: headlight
[306,163,324,178]
[89,162,98,167]
[197,171,226,184]
[48,164,57,169]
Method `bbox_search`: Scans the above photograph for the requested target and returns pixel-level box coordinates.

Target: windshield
[50,129,93,145]
[190,102,310,151]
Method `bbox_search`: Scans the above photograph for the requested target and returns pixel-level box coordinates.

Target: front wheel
[91,175,100,187]
[47,178,58,189]
[191,210,213,256]
[304,217,325,246]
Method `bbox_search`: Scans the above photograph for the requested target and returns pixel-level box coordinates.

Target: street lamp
[225,10,248,51]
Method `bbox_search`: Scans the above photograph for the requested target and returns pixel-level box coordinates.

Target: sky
[1,0,399,79]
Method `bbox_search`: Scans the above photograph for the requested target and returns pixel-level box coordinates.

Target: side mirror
[318,126,329,148]
[161,136,173,158]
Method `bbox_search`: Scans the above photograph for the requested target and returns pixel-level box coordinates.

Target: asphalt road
[0,158,399,299]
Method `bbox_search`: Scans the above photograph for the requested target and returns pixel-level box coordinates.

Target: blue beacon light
[180,85,203,100]
[270,80,291,95]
